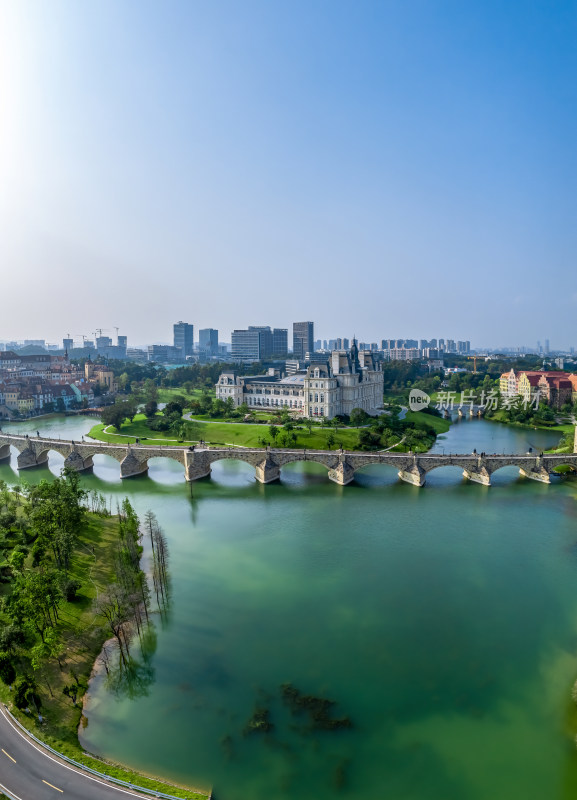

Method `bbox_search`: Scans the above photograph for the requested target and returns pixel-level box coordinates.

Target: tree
[357,429,377,449]
[117,372,130,392]
[350,408,369,427]
[268,425,279,443]
[101,404,127,431]
[326,432,336,449]
[95,587,132,665]
[62,684,78,705]
[56,397,66,412]
[9,549,26,573]
[164,400,184,417]
[0,651,16,685]
[144,400,158,418]
[31,628,64,672]
[13,676,41,711]
[124,398,139,422]
[143,379,158,402]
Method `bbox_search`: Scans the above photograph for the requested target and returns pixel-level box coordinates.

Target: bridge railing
[2,704,207,800]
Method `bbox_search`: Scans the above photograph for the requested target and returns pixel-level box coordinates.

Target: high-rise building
[96,336,113,351]
[148,345,183,364]
[231,326,287,361]
[293,321,314,360]
[271,328,288,356]
[63,338,73,351]
[173,321,194,359]
[545,339,550,355]
[231,328,262,362]
[199,328,219,355]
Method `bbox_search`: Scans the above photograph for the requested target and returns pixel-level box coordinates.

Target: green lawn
[89,414,361,450]
[156,387,211,404]
[403,410,451,434]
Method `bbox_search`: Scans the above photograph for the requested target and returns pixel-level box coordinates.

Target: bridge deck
[0,433,574,486]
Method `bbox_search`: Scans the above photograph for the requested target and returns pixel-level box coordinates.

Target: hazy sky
[1,0,575,348]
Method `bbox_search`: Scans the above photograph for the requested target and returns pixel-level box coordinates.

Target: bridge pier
[120,451,148,478]
[463,467,491,486]
[328,459,356,486]
[0,444,10,463]
[398,466,425,487]
[255,458,281,484]
[64,450,94,473]
[519,467,551,484]
[184,451,212,481]
[17,447,48,470]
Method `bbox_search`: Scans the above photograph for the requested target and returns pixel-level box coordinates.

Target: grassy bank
[89,413,362,450]
[403,411,451,435]
[0,488,207,800]
[484,408,573,433]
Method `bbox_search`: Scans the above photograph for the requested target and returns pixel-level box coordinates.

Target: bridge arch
[146,455,187,484]
[207,457,258,486]
[91,453,125,481]
[351,462,405,486]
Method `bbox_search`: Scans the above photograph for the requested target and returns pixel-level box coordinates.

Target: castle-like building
[216,340,384,419]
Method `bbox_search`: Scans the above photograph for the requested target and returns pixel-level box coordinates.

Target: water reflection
[3,414,577,800]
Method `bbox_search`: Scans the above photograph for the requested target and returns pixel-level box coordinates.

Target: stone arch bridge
[0,433,575,487]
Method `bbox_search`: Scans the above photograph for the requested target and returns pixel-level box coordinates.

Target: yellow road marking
[42,779,63,792]
[1,748,16,763]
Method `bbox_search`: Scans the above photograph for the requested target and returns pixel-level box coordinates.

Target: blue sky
[0,0,575,348]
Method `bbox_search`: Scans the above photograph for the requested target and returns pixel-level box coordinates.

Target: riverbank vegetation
[0,473,206,800]
[89,400,450,453]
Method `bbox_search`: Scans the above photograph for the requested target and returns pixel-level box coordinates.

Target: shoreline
[80,636,211,798]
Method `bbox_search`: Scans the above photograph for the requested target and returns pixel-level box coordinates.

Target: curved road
[0,705,167,800]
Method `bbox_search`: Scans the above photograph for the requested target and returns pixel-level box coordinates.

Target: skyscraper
[231,328,262,361]
[293,321,314,360]
[271,328,288,356]
[173,321,194,359]
[199,328,219,355]
[231,326,287,361]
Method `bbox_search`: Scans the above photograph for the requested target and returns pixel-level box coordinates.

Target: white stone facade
[216,372,306,412]
[216,342,384,419]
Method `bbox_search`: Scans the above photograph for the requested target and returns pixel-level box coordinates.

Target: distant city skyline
[1,1,575,345]
[0,320,575,356]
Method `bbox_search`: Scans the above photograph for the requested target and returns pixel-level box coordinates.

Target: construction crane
[467,355,478,373]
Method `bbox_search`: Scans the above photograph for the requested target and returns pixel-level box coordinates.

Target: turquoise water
[2,416,577,799]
